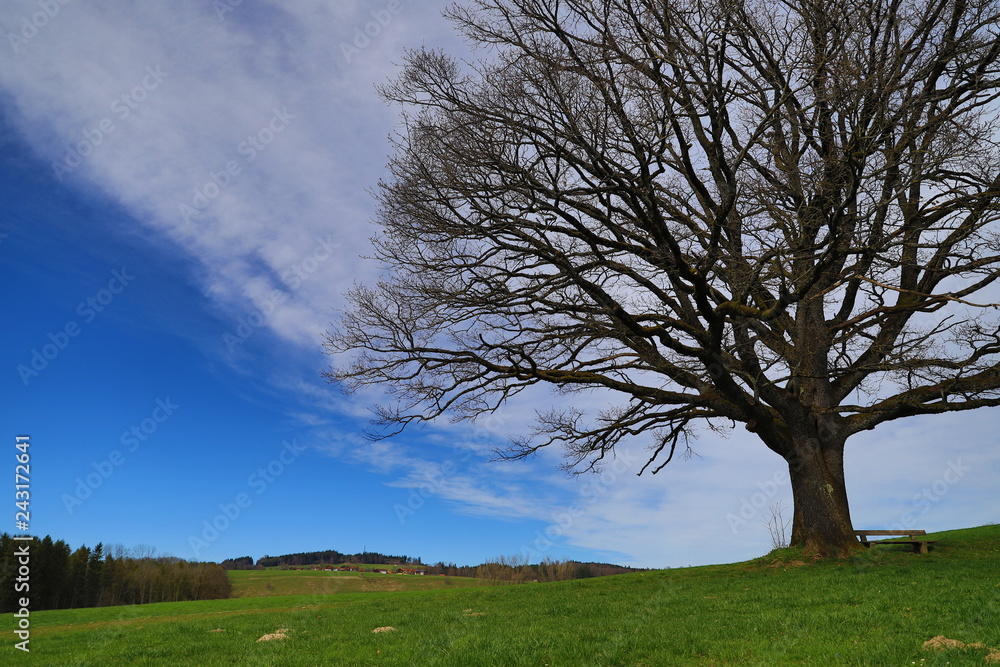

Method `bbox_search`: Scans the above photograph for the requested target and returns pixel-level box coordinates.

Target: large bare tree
[325,0,1000,556]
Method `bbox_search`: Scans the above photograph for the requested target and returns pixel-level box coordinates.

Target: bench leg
[917,542,928,554]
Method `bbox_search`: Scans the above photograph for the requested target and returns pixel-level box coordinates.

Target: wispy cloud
[0,0,452,355]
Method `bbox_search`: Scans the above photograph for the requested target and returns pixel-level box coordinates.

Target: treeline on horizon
[476,557,646,583]
[0,534,231,613]
[222,549,645,581]
[224,548,417,569]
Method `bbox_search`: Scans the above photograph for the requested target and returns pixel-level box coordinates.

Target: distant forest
[223,549,646,581]
[224,549,417,569]
[0,534,231,613]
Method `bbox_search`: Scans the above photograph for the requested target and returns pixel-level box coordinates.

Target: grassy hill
[4,525,998,665]
[228,569,483,598]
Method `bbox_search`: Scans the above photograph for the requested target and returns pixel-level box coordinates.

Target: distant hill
[222,549,415,570]
[221,549,645,581]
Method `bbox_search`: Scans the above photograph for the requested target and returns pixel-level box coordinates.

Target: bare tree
[764,502,791,550]
[326,0,1000,556]
[537,556,578,582]
[476,553,530,584]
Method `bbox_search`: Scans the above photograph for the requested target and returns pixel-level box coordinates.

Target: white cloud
[0,0,455,353]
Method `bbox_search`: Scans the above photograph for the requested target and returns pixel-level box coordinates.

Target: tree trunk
[785,431,860,557]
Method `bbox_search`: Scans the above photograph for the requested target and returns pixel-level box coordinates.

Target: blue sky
[0,0,996,570]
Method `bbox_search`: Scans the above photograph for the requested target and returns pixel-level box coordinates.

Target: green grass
[4,525,999,665]
[229,569,483,598]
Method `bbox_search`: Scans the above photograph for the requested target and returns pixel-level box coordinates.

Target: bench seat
[855,530,936,554]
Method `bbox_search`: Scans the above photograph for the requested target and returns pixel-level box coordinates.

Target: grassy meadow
[228,568,484,598]
[3,525,999,665]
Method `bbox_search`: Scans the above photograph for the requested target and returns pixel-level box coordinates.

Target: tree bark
[785,429,859,556]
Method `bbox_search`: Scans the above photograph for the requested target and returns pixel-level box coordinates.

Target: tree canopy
[326,0,1000,555]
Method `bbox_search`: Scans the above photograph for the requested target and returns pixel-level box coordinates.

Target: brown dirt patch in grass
[257,627,294,642]
[922,635,988,651]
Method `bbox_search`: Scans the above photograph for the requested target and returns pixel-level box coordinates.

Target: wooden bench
[855,530,936,554]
